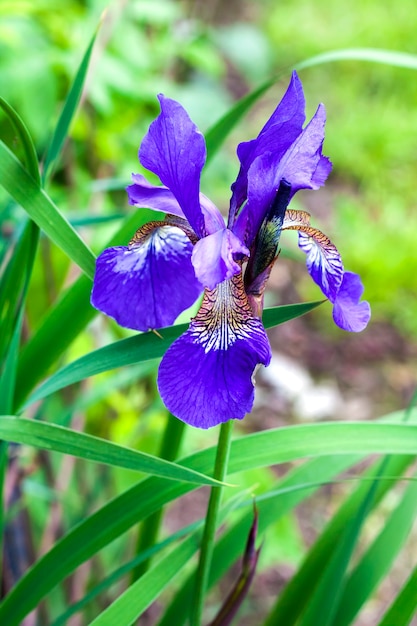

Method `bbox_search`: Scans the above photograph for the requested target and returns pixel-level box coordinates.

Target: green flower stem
[131,414,185,582]
[190,419,234,626]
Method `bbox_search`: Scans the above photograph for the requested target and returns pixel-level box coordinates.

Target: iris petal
[191,229,249,290]
[283,209,343,302]
[91,224,202,331]
[139,95,207,237]
[235,104,332,249]
[126,173,186,219]
[230,71,305,220]
[332,271,371,332]
[278,104,332,197]
[158,274,271,428]
[127,173,225,235]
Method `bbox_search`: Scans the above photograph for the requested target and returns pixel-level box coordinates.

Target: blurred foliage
[2,0,417,335]
[1,1,417,623]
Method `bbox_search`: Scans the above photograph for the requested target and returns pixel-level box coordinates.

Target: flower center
[189,273,262,352]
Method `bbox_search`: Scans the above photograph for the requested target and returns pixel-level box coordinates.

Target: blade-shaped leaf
[24,300,323,408]
[0,220,39,365]
[378,566,417,626]
[89,533,200,626]
[158,454,361,626]
[297,466,383,626]
[51,519,202,626]
[0,141,96,278]
[263,453,414,626]
[0,98,40,184]
[42,20,102,182]
[205,48,417,167]
[333,476,417,625]
[14,208,161,409]
[296,48,417,72]
[0,416,222,487]
[0,412,415,625]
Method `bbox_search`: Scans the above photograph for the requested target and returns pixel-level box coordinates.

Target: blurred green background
[2,0,417,335]
[1,2,417,622]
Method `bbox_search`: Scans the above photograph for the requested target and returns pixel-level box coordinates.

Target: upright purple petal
[158,274,271,428]
[139,95,207,237]
[127,173,225,235]
[332,272,371,332]
[91,224,202,332]
[234,104,332,248]
[229,71,305,221]
[127,173,186,219]
[191,229,249,290]
[278,104,332,196]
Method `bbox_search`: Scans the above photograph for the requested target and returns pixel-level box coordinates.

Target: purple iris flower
[91,71,370,429]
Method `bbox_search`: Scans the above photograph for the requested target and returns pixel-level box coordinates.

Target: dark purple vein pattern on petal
[158,274,271,428]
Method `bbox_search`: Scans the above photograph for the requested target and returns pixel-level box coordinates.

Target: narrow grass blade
[0,314,24,415]
[333,476,417,625]
[378,566,417,626]
[297,466,383,626]
[24,300,323,408]
[89,533,200,626]
[42,20,102,182]
[0,416,222,487]
[0,414,413,626]
[132,416,186,580]
[51,520,201,626]
[158,455,361,626]
[0,220,39,365]
[264,454,413,626]
[14,208,161,409]
[0,98,40,184]
[296,48,417,72]
[0,141,96,278]
[0,312,24,587]
[205,48,417,168]
[222,421,417,469]
[205,76,278,164]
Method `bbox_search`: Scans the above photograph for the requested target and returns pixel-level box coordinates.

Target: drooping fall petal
[158,274,271,428]
[91,223,202,331]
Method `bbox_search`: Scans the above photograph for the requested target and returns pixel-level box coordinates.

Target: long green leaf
[263,454,414,626]
[14,208,161,409]
[205,77,278,163]
[295,48,417,72]
[51,519,202,626]
[0,416,221,487]
[378,566,417,626]
[88,493,244,626]
[0,98,40,184]
[0,141,95,278]
[0,220,39,365]
[205,48,417,165]
[333,477,417,625]
[298,464,383,626]
[90,533,200,626]
[24,300,322,408]
[42,21,101,182]
[0,413,415,625]
[158,454,361,626]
